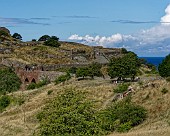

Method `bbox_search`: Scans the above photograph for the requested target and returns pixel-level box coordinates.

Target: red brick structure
[15,67,39,84]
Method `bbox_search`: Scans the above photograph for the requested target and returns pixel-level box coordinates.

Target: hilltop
[0,27,123,66]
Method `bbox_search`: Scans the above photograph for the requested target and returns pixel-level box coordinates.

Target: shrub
[44,36,60,47]
[37,89,104,136]
[36,78,49,88]
[27,78,50,90]
[98,99,147,132]
[113,83,129,93]
[27,83,37,90]
[0,67,21,94]
[161,88,168,94]
[158,54,170,77]
[68,67,77,74]
[0,95,10,112]
[55,73,71,84]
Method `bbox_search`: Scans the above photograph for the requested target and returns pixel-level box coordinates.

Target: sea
[139,57,165,68]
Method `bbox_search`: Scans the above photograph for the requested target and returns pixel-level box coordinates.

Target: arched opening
[31,78,36,83]
[25,78,29,83]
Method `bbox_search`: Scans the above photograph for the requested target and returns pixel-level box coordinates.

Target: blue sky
[0,0,170,56]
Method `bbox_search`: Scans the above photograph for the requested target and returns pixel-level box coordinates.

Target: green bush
[27,78,50,90]
[0,67,21,94]
[158,54,170,77]
[0,95,10,112]
[161,88,168,94]
[27,83,37,90]
[37,89,104,136]
[55,73,71,84]
[37,89,147,135]
[114,83,129,93]
[36,78,49,88]
[68,67,77,74]
[98,99,147,132]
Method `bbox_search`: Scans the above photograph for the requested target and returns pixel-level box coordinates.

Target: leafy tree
[108,52,139,81]
[158,54,170,77]
[55,73,71,84]
[0,67,21,94]
[12,33,22,40]
[44,36,61,47]
[32,39,36,42]
[76,67,89,79]
[88,62,102,79]
[121,48,128,54]
[38,35,50,41]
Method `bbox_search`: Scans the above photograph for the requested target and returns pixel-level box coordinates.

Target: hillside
[0,27,170,136]
[0,76,169,136]
[0,40,122,66]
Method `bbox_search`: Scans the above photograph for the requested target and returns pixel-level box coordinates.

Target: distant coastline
[139,57,165,67]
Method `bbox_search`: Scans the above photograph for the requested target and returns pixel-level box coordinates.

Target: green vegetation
[37,88,103,136]
[68,67,77,74]
[12,33,22,40]
[0,67,21,94]
[0,95,10,112]
[55,73,71,84]
[113,83,129,93]
[76,62,102,79]
[37,88,147,136]
[27,78,49,90]
[88,62,102,79]
[98,98,147,133]
[158,54,170,77]
[38,35,50,41]
[108,52,139,81]
[44,36,61,47]
[121,48,128,54]
[76,67,89,79]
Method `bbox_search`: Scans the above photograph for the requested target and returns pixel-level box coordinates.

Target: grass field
[0,77,170,136]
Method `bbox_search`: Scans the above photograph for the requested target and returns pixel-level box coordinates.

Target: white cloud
[161,4,170,25]
[68,4,170,56]
[68,34,123,46]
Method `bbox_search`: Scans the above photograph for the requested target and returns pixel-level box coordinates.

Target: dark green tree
[158,54,170,77]
[108,52,139,81]
[44,36,60,47]
[12,33,22,40]
[121,48,128,54]
[38,35,50,41]
[88,62,102,79]
[76,67,89,79]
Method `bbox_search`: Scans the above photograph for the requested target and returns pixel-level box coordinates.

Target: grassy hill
[0,76,169,136]
[0,40,122,65]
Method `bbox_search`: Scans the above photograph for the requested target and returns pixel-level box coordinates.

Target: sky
[0,0,170,57]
